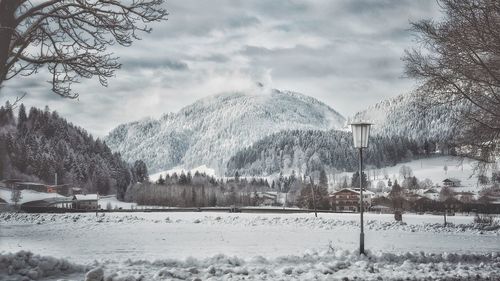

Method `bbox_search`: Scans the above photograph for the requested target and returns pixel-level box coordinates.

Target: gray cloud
[0,0,441,137]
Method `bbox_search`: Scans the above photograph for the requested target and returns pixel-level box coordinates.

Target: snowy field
[335,156,483,192]
[1,212,499,280]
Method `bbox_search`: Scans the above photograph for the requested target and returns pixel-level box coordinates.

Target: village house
[72,194,99,210]
[253,191,278,206]
[454,191,475,203]
[422,188,440,201]
[442,178,461,187]
[329,188,372,212]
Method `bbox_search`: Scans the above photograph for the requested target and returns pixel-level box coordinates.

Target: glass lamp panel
[351,123,371,148]
[361,125,370,148]
[352,125,361,148]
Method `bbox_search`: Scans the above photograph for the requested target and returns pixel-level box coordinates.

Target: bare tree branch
[0,0,168,98]
[404,0,500,163]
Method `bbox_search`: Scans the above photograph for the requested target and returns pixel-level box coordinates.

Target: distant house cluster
[328,177,500,214]
[1,179,100,212]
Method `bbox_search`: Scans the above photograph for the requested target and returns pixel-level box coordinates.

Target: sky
[0,0,442,137]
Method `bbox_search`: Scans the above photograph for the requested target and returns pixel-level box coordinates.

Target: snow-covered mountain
[352,92,464,143]
[105,88,346,174]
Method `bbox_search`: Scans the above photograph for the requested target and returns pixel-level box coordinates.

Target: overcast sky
[1,0,442,137]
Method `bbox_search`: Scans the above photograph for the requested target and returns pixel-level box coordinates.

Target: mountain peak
[105,89,345,174]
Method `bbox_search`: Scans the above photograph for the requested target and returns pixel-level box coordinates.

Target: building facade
[329,188,371,212]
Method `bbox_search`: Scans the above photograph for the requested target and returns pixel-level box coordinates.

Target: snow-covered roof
[15,182,46,186]
[331,188,374,195]
[352,188,375,195]
[331,188,359,195]
[73,194,98,200]
[443,178,461,183]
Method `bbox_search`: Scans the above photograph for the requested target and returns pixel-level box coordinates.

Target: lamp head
[350,122,372,148]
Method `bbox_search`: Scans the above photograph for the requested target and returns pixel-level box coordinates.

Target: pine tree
[157,174,165,185]
[17,103,27,131]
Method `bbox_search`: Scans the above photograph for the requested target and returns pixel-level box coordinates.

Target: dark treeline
[125,170,331,209]
[0,103,143,198]
[226,129,433,177]
[125,171,271,207]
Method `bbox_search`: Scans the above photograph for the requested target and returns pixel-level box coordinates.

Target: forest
[0,103,137,199]
[226,129,442,177]
[125,170,331,209]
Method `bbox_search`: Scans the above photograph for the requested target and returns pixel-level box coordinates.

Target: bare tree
[399,165,413,179]
[404,0,500,163]
[0,0,167,98]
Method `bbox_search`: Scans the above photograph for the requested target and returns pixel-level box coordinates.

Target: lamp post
[350,122,372,255]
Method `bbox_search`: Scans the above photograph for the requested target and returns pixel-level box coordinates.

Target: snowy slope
[0,187,68,204]
[337,156,484,193]
[353,92,465,142]
[105,88,345,174]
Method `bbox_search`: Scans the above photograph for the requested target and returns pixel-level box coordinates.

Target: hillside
[105,88,346,174]
[226,129,424,177]
[0,104,131,197]
[338,156,484,194]
[352,92,466,145]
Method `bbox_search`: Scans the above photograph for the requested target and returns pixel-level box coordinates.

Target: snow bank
[0,251,85,280]
[0,213,147,225]
[98,249,500,280]
[2,212,498,235]
[3,248,499,281]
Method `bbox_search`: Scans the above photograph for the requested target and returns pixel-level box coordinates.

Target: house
[352,188,375,206]
[422,188,439,201]
[442,178,461,187]
[254,192,278,206]
[71,187,83,195]
[454,191,475,203]
[72,194,99,210]
[329,188,371,212]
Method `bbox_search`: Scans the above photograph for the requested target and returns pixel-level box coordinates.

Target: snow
[98,195,138,210]
[74,194,98,200]
[1,212,499,280]
[3,248,499,281]
[0,187,67,205]
[150,164,216,182]
[338,156,485,193]
[0,251,85,281]
[105,89,346,174]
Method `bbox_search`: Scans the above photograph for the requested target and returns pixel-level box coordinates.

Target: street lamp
[350,122,372,255]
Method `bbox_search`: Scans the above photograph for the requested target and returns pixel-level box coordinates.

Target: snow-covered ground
[336,156,484,192]
[0,187,67,205]
[1,212,499,280]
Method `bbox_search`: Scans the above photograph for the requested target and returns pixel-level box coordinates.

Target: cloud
[0,0,441,137]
